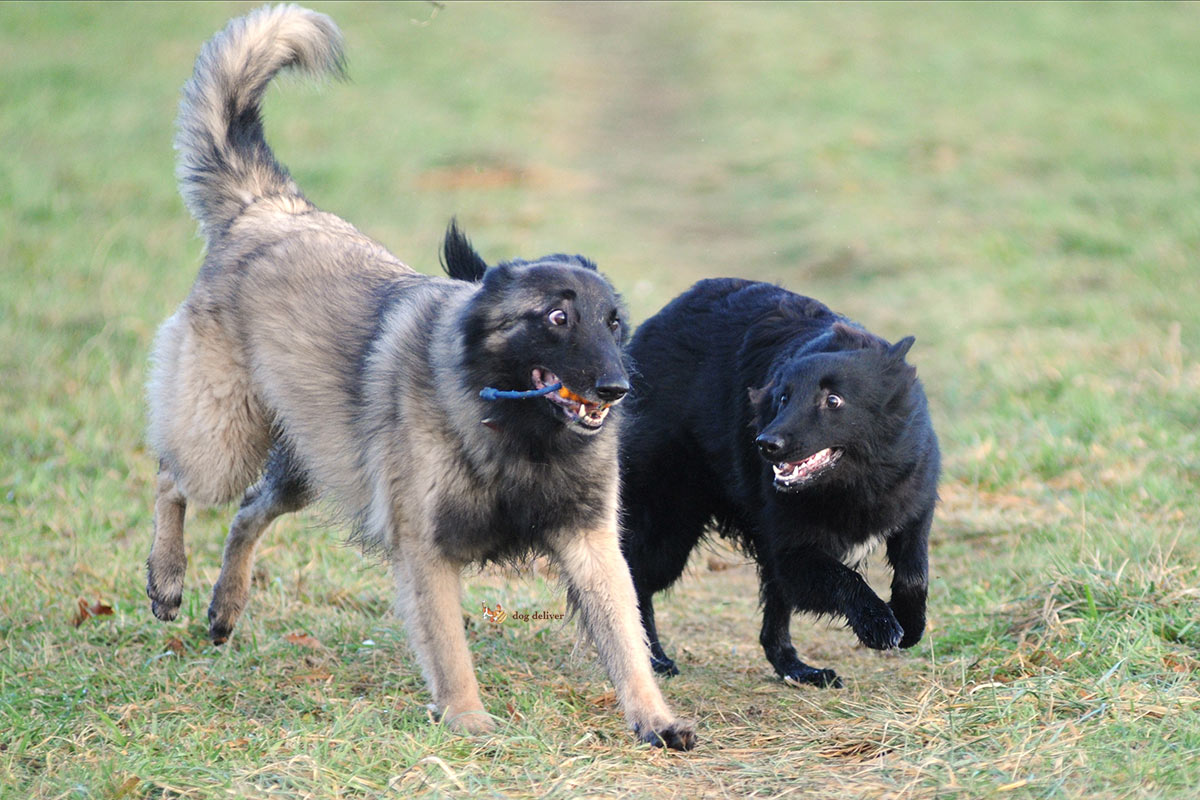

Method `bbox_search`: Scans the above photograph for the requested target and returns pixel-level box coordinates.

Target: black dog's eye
[825,393,843,409]
[608,316,621,333]
[547,308,568,326]
[778,392,789,408]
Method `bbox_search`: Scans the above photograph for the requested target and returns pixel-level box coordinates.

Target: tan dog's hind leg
[552,526,696,750]
[147,466,188,621]
[393,543,495,735]
[208,445,313,644]
[145,310,273,623]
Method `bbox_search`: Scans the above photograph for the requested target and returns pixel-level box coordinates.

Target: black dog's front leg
[637,590,680,676]
[759,580,843,688]
[768,549,903,651]
[886,506,933,649]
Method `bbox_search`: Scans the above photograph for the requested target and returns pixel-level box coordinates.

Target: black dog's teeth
[772,447,842,486]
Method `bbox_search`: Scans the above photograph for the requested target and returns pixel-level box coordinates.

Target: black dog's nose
[756,434,785,458]
[595,379,631,403]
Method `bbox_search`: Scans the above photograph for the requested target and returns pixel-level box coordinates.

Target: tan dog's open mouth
[533,369,612,429]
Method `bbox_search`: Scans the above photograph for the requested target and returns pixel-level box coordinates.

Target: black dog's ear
[887,336,916,363]
[831,321,885,350]
[747,380,775,426]
[441,218,489,282]
[884,336,918,409]
[747,382,773,407]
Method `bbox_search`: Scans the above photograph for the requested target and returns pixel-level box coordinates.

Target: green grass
[2,1,1199,797]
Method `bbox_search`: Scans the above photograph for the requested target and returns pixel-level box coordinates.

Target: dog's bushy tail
[175,4,345,238]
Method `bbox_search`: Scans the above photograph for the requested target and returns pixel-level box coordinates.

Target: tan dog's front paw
[634,718,697,751]
[440,707,497,735]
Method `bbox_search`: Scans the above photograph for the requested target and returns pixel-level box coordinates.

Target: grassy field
[2,1,1199,797]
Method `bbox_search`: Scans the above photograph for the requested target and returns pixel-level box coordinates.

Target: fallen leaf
[113,776,140,799]
[1163,654,1198,673]
[73,598,115,627]
[164,637,185,655]
[291,668,332,684]
[284,631,325,650]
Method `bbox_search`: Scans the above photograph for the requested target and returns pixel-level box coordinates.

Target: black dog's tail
[175,5,346,239]
[441,218,489,282]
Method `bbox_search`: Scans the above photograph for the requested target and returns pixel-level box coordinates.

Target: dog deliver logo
[482,603,565,624]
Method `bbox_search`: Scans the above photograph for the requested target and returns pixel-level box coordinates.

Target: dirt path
[538,4,773,319]
[535,2,927,706]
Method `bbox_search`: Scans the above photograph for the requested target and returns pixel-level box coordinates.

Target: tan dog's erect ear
[440,218,490,283]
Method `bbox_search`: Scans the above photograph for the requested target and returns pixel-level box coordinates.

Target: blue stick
[479,382,563,402]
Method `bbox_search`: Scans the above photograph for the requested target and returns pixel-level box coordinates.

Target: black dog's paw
[896,621,924,649]
[889,599,925,649]
[651,654,680,676]
[850,605,904,650]
[635,720,697,751]
[782,666,843,689]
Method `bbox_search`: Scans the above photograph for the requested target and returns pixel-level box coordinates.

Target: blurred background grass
[1,2,1198,798]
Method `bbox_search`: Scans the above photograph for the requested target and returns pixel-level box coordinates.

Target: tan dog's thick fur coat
[145,4,694,749]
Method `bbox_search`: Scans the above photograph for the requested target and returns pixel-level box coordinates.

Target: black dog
[619,278,939,688]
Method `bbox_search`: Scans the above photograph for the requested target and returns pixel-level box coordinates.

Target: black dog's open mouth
[772,447,843,488]
[533,368,612,430]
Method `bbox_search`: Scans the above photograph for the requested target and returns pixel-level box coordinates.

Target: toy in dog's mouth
[772,447,843,489]
[533,368,612,430]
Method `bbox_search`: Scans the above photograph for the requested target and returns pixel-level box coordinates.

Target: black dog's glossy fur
[620,278,939,688]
